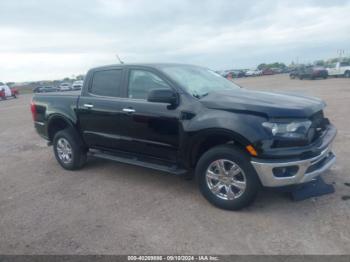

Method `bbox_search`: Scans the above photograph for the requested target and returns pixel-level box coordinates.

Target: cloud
[0,0,349,81]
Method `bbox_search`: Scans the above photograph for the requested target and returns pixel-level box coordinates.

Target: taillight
[30,100,37,121]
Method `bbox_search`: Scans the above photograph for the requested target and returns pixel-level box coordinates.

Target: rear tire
[53,128,87,170]
[345,71,350,78]
[195,145,260,210]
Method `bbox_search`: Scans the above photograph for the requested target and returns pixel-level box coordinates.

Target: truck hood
[200,89,325,118]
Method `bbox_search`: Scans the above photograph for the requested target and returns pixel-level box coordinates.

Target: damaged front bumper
[251,125,337,187]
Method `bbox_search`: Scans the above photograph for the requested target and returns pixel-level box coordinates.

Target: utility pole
[337,49,345,60]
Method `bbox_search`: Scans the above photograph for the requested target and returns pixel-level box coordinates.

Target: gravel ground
[0,74,349,255]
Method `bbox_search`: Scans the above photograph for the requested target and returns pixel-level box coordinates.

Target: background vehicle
[59,83,72,91]
[224,70,245,78]
[290,66,328,80]
[326,62,350,78]
[72,80,83,90]
[262,68,275,75]
[271,68,285,74]
[245,69,262,77]
[31,64,336,210]
[33,87,41,93]
[0,82,18,99]
[33,86,59,93]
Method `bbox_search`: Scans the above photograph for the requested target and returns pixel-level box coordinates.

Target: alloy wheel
[206,159,247,200]
[56,138,73,164]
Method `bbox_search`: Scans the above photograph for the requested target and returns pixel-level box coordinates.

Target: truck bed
[32,91,82,139]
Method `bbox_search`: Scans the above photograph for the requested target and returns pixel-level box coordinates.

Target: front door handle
[122,108,136,113]
[83,103,94,108]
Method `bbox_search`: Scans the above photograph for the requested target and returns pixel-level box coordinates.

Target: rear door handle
[83,104,94,108]
[122,108,135,113]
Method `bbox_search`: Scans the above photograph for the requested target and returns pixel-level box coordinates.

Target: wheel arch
[188,128,251,168]
[47,114,76,141]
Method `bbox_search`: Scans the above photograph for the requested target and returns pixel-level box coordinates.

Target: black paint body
[32,64,336,170]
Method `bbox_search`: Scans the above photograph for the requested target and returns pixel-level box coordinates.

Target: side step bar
[88,150,187,175]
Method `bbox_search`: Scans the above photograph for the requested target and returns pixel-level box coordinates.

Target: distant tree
[257,62,286,70]
[328,57,339,64]
[257,63,267,70]
[76,75,85,80]
[342,57,350,63]
[314,60,325,66]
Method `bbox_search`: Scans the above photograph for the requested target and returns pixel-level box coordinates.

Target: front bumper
[251,125,336,187]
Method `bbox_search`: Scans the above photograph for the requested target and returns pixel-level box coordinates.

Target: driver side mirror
[147,88,178,106]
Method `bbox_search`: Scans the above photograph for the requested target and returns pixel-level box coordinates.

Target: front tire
[53,128,87,170]
[195,145,260,210]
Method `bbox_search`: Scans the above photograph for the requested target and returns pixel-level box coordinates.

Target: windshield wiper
[193,92,209,99]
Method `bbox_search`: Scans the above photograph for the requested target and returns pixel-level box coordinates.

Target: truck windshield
[161,65,240,98]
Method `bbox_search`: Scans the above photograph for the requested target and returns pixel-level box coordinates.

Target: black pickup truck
[31,63,336,210]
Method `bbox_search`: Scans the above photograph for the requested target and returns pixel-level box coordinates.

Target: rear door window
[90,69,123,97]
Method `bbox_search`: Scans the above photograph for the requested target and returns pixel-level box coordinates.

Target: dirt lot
[0,74,349,255]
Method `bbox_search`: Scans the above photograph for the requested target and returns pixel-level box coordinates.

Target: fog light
[273,166,299,178]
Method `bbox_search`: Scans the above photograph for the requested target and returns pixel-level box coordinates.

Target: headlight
[262,120,311,138]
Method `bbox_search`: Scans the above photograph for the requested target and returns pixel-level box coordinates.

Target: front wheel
[195,145,260,210]
[53,128,87,170]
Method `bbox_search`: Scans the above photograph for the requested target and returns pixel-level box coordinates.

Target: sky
[0,0,350,82]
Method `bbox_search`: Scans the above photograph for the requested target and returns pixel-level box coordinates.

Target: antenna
[116,54,124,64]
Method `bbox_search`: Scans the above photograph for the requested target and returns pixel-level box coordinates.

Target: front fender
[184,108,268,143]
[180,109,269,167]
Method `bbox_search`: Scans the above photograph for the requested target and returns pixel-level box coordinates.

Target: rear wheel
[53,128,87,170]
[195,145,260,210]
[345,71,350,78]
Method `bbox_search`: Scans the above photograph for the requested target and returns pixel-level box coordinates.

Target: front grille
[310,111,324,127]
[308,111,327,142]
